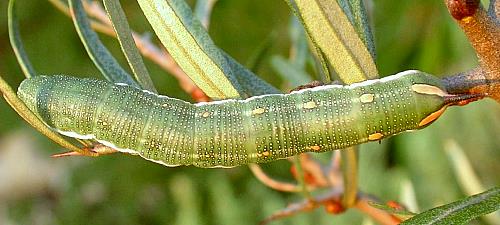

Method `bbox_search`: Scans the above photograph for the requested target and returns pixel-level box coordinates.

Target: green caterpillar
[17,70,474,168]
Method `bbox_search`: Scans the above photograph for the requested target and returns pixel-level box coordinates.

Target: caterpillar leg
[444,92,486,106]
[51,144,118,158]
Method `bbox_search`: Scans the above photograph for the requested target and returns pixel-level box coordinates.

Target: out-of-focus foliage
[0,0,498,225]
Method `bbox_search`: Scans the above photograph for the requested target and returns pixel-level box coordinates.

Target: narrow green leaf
[8,0,36,78]
[68,0,139,86]
[137,0,244,99]
[338,0,376,59]
[402,187,500,225]
[222,52,281,96]
[103,0,157,93]
[285,0,379,84]
[271,55,311,88]
[0,75,82,153]
[285,0,332,82]
[194,0,218,29]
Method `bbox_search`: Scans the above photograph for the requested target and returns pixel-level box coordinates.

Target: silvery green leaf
[284,0,378,84]
[8,0,36,78]
[103,0,157,93]
[137,0,244,99]
[69,0,139,86]
[402,187,500,225]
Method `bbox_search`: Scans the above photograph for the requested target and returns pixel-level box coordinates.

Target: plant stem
[0,75,83,153]
[341,146,359,207]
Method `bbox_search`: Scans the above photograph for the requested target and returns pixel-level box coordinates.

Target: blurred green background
[0,0,498,224]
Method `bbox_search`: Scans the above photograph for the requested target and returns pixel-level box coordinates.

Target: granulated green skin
[17,71,446,168]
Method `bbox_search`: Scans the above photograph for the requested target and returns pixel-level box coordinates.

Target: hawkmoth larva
[17,70,479,168]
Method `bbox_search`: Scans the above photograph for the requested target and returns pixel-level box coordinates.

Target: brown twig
[298,154,330,187]
[260,190,401,225]
[259,190,342,225]
[248,164,303,192]
[444,0,500,101]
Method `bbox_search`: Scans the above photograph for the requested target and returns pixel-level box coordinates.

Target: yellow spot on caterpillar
[202,111,210,118]
[360,93,375,103]
[368,132,384,141]
[419,106,448,127]
[252,108,266,115]
[303,101,317,109]
[307,145,321,151]
[262,151,270,157]
[411,84,447,97]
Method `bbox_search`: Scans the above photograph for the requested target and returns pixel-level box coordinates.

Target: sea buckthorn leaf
[337,0,376,59]
[8,0,36,78]
[137,0,244,100]
[193,0,217,29]
[103,0,157,93]
[285,0,378,84]
[68,0,139,86]
[401,187,500,225]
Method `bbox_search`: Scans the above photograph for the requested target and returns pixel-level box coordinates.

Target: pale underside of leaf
[290,0,379,84]
[338,0,376,60]
[137,0,243,100]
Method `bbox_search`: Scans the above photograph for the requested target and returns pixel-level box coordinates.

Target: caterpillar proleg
[17,70,475,168]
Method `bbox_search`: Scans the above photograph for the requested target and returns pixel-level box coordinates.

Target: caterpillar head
[408,72,483,128]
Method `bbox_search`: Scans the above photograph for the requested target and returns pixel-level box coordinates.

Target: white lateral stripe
[123,70,421,108]
[57,130,95,139]
[56,129,183,167]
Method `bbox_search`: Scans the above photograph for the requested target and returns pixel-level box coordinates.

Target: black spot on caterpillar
[17,70,471,168]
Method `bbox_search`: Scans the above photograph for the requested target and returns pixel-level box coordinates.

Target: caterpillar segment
[17,70,479,168]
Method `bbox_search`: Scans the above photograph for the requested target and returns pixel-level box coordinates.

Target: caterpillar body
[17,70,465,168]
